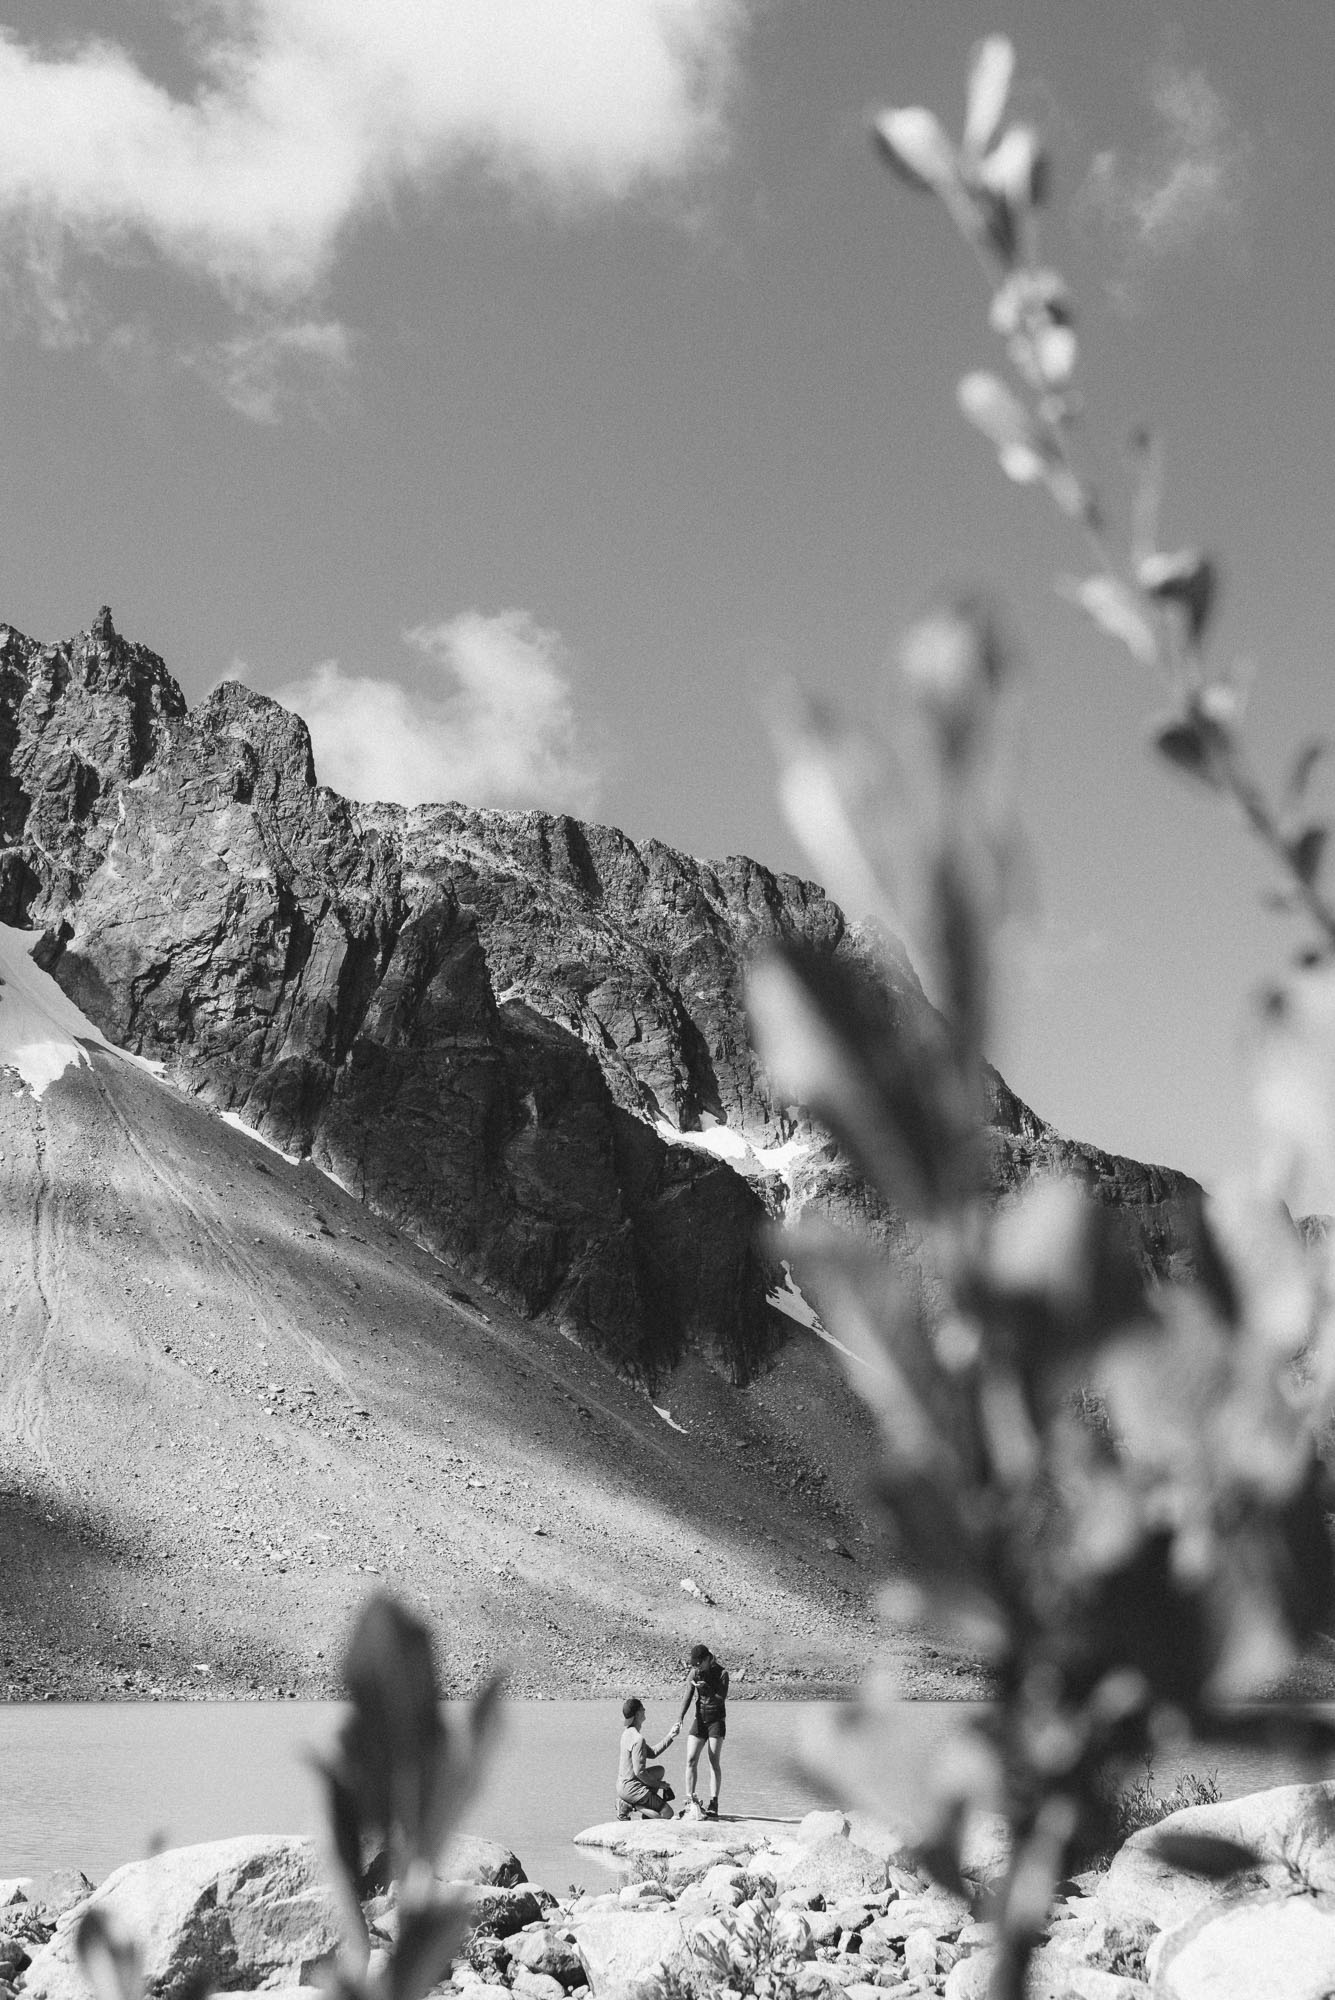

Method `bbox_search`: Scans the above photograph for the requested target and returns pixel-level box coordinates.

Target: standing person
[678,1642,729,1818]
[616,1696,680,1819]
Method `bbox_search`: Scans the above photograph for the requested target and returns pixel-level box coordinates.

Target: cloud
[1078,59,1253,262]
[0,1,747,303]
[185,316,355,422]
[272,609,601,814]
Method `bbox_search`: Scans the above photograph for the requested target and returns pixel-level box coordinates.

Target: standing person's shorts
[693,1707,726,1740]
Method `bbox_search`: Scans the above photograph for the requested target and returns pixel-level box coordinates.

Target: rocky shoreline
[6,1783,1335,2000]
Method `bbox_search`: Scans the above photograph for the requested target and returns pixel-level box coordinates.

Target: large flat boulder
[573,1817,801,1859]
[1149,1889,1335,1999]
[22,1836,341,2000]
[1095,1781,1335,1932]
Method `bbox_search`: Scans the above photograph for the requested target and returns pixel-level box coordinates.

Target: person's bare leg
[706,1737,722,1811]
[685,1734,704,1805]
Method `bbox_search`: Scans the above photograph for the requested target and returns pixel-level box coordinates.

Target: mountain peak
[0,613,1206,1384]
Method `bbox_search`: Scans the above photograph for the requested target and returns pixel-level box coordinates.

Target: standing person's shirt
[685,1661,729,1733]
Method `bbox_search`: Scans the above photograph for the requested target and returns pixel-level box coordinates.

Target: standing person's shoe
[704,1801,719,1819]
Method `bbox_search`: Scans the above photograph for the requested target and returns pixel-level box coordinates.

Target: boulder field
[7,1785,1335,2000]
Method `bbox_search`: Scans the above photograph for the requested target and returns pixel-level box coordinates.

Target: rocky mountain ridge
[0,609,1205,1387]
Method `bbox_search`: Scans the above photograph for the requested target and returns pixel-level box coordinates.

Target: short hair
[622,1695,643,1719]
[688,1644,711,1666]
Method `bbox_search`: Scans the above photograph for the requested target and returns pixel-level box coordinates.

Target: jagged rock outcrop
[0,611,1206,1382]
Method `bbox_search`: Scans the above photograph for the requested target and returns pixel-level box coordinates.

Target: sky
[0,0,1332,1204]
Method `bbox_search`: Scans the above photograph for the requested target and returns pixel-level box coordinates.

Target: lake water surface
[3,1700,1333,1895]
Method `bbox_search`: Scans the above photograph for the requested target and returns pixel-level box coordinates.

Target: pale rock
[807,1912,843,1946]
[869,1890,967,1941]
[798,1812,851,1847]
[28,1870,95,1922]
[509,1928,585,1987]
[1095,1781,1335,1933]
[216,1989,325,2000]
[511,1971,565,2000]
[1148,1888,1335,1999]
[575,1820,764,1861]
[22,1837,339,2000]
[665,1843,737,1886]
[902,1928,938,1980]
[1065,1975,1150,1999]
[794,1965,841,1997]
[0,1881,31,1907]
[670,1885,715,1918]
[776,1838,891,1903]
[842,1815,913,1871]
[771,1909,814,1958]
[699,1864,748,1907]
[945,1944,1149,2000]
[566,1909,688,1988]
[831,1902,874,1932]
[442,1836,528,1887]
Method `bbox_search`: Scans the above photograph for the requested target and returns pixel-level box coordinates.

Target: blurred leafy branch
[873,35,1335,956]
[749,34,1335,2000]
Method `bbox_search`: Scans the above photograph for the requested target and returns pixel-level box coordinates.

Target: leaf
[1061,575,1157,665]
[1032,321,1077,387]
[977,125,1048,211]
[75,1912,142,2000]
[958,372,1043,477]
[316,1763,370,1962]
[899,597,1007,735]
[340,1593,445,1856]
[963,36,1014,157]
[1125,429,1163,563]
[1287,824,1328,888]
[957,370,1029,447]
[1283,738,1330,811]
[390,1900,471,2000]
[1137,550,1219,647]
[1147,1831,1258,1879]
[872,106,958,194]
[747,946,960,1217]
[1153,711,1231,790]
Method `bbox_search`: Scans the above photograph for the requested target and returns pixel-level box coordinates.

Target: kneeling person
[617,1696,680,1819]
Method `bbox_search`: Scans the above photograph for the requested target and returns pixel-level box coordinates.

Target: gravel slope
[0,1037,976,1702]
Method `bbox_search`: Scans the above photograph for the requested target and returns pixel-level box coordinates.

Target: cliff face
[0,612,1205,1380]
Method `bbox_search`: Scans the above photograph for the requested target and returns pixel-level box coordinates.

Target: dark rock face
[0,613,1206,1382]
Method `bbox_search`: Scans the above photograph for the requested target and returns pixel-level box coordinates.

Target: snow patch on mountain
[0,925,160,1098]
[655,1116,811,1176]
